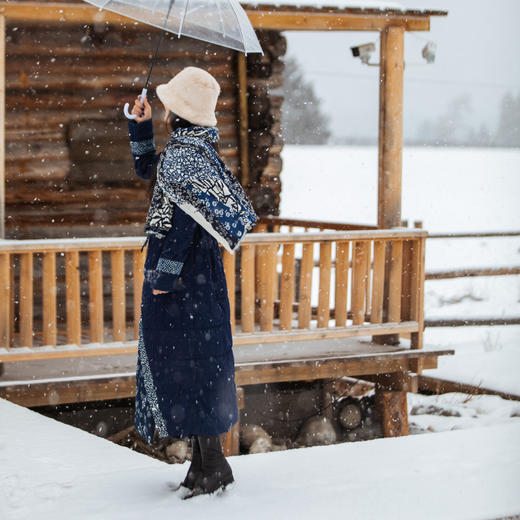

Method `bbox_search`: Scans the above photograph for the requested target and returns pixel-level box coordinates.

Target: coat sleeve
[151,204,199,292]
[128,119,160,180]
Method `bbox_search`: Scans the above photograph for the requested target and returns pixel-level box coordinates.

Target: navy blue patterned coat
[129,119,239,443]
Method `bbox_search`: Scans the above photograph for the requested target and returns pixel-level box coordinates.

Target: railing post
[0,252,11,349]
[65,251,81,346]
[42,251,57,347]
[334,241,349,327]
[410,235,426,373]
[110,249,126,342]
[222,249,236,334]
[279,243,295,330]
[89,250,104,344]
[317,241,332,328]
[19,252,34,347]
[240,244,255,333]
[298,242,314,328]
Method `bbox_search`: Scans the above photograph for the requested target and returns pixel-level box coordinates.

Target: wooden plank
[237,52,249,187]
[334,241,349,327]
[0,252,10,348]
[110,249,126,342]
[240,244,255,333]
[88,250,104,344]
[0,14,4,239]
[364,240,372,315]
[222,249,236,334]
[132,249,145,340]
[370,240,386,324]
[258,244,277,331]
[377,25,405,229]
[387,239,403,323]
[351,241,369,325]
[298,242,314,328]
[19,252,33,347]
[0,4,436,32]
[279,243,295,330]
[65,251,81,346]
[317,241,332,328]
[42,251,57,346]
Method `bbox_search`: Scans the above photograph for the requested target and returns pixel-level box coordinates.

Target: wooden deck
[0,337,453,407]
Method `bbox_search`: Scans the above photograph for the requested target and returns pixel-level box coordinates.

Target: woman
[128,67,257,499]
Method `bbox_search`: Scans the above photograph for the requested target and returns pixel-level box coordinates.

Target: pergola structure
[0,2,451,450]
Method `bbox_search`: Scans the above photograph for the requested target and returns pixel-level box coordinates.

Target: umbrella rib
[177,0,190,38]
[228,0,247,54]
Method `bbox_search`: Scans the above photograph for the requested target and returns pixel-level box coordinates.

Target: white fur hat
[156,67,220,127]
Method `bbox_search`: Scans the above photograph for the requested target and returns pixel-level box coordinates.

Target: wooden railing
[0,227,426,361]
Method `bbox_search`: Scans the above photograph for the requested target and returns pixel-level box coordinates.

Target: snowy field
[1,397,519,520]
[280,145,520,395]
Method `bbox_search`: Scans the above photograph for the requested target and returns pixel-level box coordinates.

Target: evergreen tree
[494,91,520,147]
[281,56,331,145]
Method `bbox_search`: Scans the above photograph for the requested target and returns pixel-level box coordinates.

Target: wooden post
[237,52,250,187]
[298,242,314,328]
[110,249,126,342]
[317,241,332,328]
[222,249,236,334]
[376,24,405,345]
[0,14,4,239]
[42,252,57,347]
[19,253,34,347]
[0,252,11,348]
[334,241,349,327]
[65,251,81,346]
[132,249,145,340]
[240,245,255,333]
[89,250,104,344]
[279,243,295,330]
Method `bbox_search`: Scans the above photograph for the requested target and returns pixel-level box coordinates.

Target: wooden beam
[0,14,4,239]
[377,25,405,230]
[0,3,434,32]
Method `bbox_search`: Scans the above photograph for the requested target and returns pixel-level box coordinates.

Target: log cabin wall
[4,17,285,239]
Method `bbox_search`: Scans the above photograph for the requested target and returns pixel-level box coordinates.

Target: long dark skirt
[134,241,239,444]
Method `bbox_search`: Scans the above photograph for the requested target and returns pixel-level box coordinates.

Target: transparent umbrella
[82,0,263,118]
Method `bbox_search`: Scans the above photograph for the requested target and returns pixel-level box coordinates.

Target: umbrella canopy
[84,0,263,54]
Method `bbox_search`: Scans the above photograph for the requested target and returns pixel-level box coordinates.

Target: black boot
[177,436,202,491]
[183,435,234,499]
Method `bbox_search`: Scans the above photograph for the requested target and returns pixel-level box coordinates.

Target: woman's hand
[152,289,169,295]
[131,95,152,123]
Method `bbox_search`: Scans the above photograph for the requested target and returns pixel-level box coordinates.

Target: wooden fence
[0,227,427,361]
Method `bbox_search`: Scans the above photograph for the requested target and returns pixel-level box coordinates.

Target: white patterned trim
[137,318,169,437]
[130,138,156,155]
[157,257,183,275]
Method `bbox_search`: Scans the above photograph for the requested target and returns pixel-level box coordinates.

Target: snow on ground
[1,397,519,520]
[280,145,520,395]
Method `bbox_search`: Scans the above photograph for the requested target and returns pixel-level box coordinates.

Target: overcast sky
[283,0,520,140]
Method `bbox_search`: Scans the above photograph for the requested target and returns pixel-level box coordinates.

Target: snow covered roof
[242,1,447,16]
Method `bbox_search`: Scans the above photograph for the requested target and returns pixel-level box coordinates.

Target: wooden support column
[375,24,405,346]
[0,14,5,239]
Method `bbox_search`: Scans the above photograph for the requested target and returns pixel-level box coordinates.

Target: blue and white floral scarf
[144,126,258,253]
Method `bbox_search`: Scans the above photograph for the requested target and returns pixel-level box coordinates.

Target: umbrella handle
[124,88,148,120]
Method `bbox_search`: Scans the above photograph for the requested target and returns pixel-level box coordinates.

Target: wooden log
[370,240,386,324]
[65,251,81,346]
[222,249,236,334]
[279,243,295,330]
[88,250,104,344]
[19,252,34,348]
[0,14,5,239]
[132,249,145,340]
[240,245,255,333]
[317,241,332,328]
[0,253,11,349]
[298,243,314,328]
[374,388,409,437]
[42,251,57,346]
[400,239,413,321]
[334,241,349,327]
[110,249,126,342]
